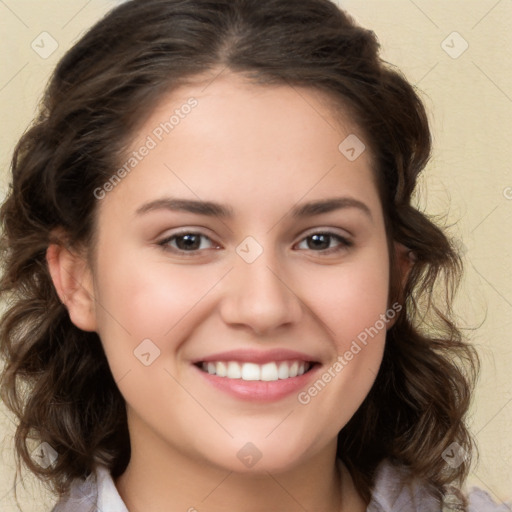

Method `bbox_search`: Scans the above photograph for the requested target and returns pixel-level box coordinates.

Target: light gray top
[51,459,510,512]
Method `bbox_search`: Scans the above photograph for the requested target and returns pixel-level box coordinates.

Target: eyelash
[157,230,353,256]
[295,232,353,253]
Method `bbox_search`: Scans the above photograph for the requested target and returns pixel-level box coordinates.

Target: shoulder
[51,465,128,512]
[366,459,440,512]
[50,469,98,512]
[367,459,511,512]
[466,486,512,512]
[50,460,510,512]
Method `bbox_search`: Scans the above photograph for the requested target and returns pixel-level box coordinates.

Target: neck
[114,416,366,512]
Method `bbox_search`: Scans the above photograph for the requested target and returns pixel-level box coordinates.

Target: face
[82,72,393,473]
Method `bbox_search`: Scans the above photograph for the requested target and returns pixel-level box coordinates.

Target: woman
[0,0,507,510]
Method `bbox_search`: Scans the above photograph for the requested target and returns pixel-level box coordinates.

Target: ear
[46,242,97,332]
[394,241,416,285]
[387,241,416,329]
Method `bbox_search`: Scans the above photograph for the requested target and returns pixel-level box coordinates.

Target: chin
[196,432,320,475]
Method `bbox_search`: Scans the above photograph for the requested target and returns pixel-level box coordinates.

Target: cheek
[297,291,388,441]
[92,248,223,362]
[304,252,390,346]
[294,250,390,417]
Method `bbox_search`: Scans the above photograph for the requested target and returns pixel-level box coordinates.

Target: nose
[219,250,303,336]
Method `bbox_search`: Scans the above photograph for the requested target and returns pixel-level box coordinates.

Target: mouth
[191,350,321,402]
[195,359,315,381]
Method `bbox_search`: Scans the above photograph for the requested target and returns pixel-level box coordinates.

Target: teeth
[200,360,311,381]
[277,362,289,379]
[227,361,242,379]
[241,363,260,381]
[216,361,227,377]
[261,362,279,381]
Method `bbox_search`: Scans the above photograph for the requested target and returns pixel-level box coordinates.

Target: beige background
[0,0,511,510]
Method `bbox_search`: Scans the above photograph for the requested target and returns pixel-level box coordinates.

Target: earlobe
[46,242,97,332]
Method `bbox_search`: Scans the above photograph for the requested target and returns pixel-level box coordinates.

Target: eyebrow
[135,196,372,220]
[136,198,233,217]
[290,197,372,220]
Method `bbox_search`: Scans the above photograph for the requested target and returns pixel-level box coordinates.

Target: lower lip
[193,364,320,402]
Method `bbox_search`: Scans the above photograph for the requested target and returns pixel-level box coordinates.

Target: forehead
[97,72,380,222]
[139,72,361,150]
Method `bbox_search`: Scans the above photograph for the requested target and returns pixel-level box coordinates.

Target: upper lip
[192,348,319,365]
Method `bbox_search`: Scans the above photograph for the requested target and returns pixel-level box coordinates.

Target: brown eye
[296,232,352,253]
[159,232,217,253]
[306,234,332,250]
[175,234,202,250]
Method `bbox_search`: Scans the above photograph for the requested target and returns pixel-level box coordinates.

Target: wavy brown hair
[0,0,479,508]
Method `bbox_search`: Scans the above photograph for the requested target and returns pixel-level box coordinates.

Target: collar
[52,458,507,511]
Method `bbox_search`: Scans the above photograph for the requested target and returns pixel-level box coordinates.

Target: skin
[47,71,411,512]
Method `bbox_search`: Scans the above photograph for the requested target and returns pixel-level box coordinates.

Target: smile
[198,360,312,381]
[192,349,320,401]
